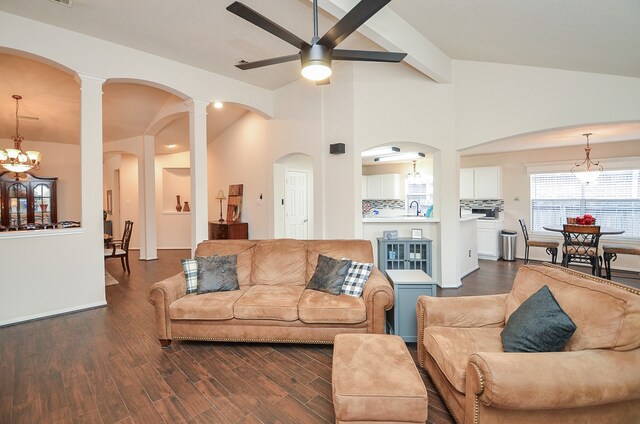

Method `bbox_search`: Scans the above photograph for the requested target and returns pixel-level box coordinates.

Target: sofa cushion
[425,327,504,393]
[501,285,576,352]
[169,289,247,321]
[506,265,640,351]
[306,254,352,295]
[196,255,239,294]
[340,260,373,297]
[251,239,307,286]
[195,240,256,288]
[234,285,304,321]
[181,258,198,294]
[298,289,366,324]
[306,240,374,281]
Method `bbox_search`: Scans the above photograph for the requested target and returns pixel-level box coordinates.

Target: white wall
[461,140,640,271]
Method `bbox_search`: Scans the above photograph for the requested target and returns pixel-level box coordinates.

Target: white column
[186,98,209,256]
[436,148,462,288]
[76,73,107,283]
[138,135,157,260]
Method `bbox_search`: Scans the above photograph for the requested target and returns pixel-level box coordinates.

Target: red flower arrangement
[574,214,596,225]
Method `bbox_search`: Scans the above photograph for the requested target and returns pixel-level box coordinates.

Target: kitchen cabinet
[0,171,57,229]
[459,166,502,199]
[363,174,404,200]
[477,219,503,261]
[377,238,432,275]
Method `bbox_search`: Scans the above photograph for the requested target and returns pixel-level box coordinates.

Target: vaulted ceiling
[1,0,639,155]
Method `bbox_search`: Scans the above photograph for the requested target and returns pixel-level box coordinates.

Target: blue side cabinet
[385,269,437,342]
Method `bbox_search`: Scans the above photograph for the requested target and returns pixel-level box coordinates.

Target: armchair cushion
[501,285,576,352]
[425,327,504,393]
[196,255,239,294]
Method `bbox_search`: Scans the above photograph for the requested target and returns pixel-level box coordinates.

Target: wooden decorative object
[226,184,243,222]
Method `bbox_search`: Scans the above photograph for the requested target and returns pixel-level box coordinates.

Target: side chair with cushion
[602,244,640,280]
[519,219,558,264]
[104,220,133,273]
[561,224,601,276]
[417,264,640,424]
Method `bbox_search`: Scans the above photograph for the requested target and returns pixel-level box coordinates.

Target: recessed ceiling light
[166,144,176,148]
[361,146,400,157]
[374,152,425,162]
[213,102,223,109]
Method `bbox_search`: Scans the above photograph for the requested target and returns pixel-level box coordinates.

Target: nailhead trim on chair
[172,336,334,344]
[541,263,640,295]
[470,362,485,424]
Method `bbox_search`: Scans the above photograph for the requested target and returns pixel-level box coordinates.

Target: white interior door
[284,170,308,239]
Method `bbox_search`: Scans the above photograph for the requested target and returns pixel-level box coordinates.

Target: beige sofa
[417,264,640,424]
[148,239,394,347]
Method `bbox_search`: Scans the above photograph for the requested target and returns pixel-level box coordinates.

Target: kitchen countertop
[459,214,486,222]
[362,217,440,223]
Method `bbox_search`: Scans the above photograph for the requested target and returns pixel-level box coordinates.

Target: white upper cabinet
[460,166,502,199]
[363,174,404,199]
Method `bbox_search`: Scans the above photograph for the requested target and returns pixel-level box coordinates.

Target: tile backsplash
[460,199,504,212]
[363,199,405,213]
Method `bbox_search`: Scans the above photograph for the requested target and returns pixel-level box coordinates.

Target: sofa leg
[159,339,172,348]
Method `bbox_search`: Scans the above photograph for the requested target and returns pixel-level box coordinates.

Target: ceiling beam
[314,0,452,83]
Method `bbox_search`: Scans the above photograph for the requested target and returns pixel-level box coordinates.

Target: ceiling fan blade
[318,0,391,49]
[315,78,330,85]
[227,2,310,50]
[235,54,300,70]
[332,49,406,62]
[17,115,40,121]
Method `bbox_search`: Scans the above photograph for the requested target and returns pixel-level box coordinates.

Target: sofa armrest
[147,272,187,340]
[467,349,640,410]
[362,267,394,334]
[416,294,507,368]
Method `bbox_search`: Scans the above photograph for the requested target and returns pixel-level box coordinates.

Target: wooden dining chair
[104,220,134,273]
[561,224,602,276]
[518,219,559,264]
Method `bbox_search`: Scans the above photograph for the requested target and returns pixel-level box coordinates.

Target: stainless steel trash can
[501,230,517,261]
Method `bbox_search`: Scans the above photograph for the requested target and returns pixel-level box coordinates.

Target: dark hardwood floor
[1,251,638,424]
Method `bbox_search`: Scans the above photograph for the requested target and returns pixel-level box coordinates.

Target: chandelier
[407,160,421,181]
[571,133,602,184]
[0,95,41,174]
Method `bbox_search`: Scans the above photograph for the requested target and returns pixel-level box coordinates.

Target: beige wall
[461,140,640,271]
[156,151,191,249]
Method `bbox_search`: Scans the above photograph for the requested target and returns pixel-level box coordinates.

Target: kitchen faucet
[409,200,421,216]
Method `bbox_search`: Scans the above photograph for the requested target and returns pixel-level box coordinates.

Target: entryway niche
[273,153,314,239]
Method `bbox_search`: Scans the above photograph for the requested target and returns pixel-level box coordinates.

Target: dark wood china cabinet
[0,171,57,229]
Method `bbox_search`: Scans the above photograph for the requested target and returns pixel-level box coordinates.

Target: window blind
[530,170,640,238]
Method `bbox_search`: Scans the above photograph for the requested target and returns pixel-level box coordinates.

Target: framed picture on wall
[411,228,422,239]
[106,190,113,215]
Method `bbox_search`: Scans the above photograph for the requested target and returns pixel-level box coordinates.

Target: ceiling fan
[227,0,407,84]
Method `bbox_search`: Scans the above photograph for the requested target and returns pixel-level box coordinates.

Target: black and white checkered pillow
[181,258,198,294]
[340,259,373,297]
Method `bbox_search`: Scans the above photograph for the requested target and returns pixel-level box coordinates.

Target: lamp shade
[215,190,226,200]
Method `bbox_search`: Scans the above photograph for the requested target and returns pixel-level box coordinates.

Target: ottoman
[332,333,428,424]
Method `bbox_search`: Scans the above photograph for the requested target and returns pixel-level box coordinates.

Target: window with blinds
[530,170,640,238]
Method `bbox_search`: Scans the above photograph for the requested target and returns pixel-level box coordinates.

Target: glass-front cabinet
[0,172,57,229]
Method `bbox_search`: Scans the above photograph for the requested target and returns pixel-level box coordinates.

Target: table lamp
[215,190,226,222]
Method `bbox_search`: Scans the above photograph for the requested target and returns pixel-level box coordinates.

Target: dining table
[543,226,625,236]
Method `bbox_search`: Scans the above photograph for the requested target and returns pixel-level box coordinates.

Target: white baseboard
[0,301,107,327]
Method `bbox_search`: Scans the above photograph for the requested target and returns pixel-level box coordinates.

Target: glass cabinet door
[8,182,28,227]
[33,183,52,226]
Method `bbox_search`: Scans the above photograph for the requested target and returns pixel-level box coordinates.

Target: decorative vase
[175,195,182,212]
[183,201,190,212]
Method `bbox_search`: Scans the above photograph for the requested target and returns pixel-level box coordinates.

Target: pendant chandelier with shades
[0,95,41,174]
[571,133,602,184]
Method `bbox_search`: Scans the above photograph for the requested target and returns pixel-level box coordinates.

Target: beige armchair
[417,264,640,424]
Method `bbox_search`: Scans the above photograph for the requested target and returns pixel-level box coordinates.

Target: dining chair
[561,224,602,276]
[518,219,559,264]
[602,244,640,280]
[104,220,134,273]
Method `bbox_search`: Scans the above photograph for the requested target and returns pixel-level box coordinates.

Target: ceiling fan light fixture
[300,44,332,81]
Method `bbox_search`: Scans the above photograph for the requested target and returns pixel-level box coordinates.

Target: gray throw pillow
[196,255,239,294]
[306,254,352,295]
[501,285,577,352]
